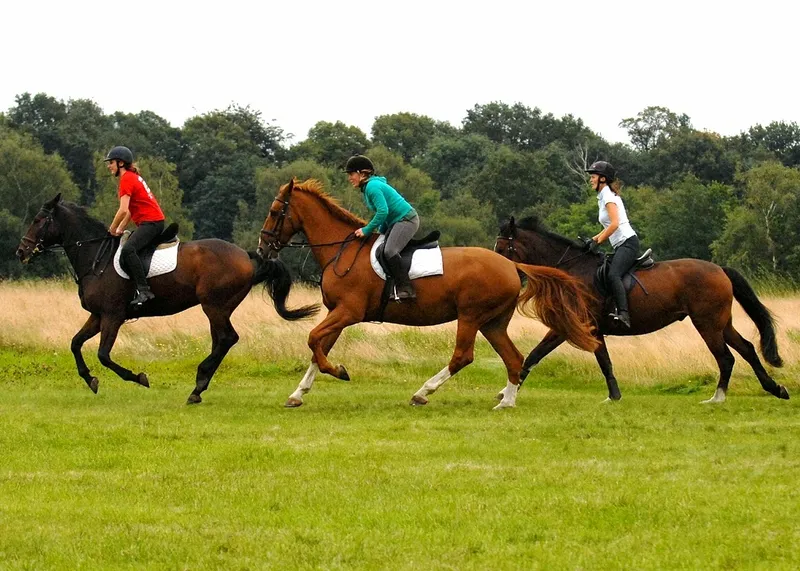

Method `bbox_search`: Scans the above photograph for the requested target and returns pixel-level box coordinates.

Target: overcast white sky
[2,0,798,145]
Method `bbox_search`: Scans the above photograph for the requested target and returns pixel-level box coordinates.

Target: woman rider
[586,160,639,328]
[105,145,166,306]
[345,155,419,301]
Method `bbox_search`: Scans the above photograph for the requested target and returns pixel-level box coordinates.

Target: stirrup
[130,288,155,306]
[392,284,416,302]
[609,311,630,328]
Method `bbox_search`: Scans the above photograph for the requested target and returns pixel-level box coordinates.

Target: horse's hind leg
[693,323,735,404]
[411,319,478,406]
[187,307,240,404]
[71,314,101,393]
[480,316,524,410]
[723,321,789,400]
[97,316,150,388]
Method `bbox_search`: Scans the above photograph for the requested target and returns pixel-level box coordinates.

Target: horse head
[494,216,521,262]
[258,179,303,259]
[16,193,64,263]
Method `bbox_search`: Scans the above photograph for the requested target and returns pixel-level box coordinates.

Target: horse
[15,193,318,403]
[256,179,600,410]
[494,216,789,403]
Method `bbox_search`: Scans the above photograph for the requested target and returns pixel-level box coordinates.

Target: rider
[586,160,640,328]
[105,145,166,306]
[346,155,419,301]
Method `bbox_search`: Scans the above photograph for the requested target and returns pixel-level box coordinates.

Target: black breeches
[121,221,164,287]
[608,235,640,313]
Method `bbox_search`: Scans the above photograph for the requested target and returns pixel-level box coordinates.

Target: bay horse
[16,193,318,403]
[257,179,599,410]
[495,216,789,403]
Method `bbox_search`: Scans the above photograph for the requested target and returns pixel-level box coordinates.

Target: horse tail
[250,253,320,321]
[514,263,599,352]
[722,266,783,367]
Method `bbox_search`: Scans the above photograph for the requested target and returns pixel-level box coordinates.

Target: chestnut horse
[16,193,318,403]
[257,179,599,410]
[495,216,789,403]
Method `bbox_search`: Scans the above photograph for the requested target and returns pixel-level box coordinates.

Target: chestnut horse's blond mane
[285,179,366,227]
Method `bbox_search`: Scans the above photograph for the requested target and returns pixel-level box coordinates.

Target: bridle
[258,186,369,279]
[20,203,114,282]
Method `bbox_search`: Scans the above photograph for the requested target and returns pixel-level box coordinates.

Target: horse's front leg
[71,314,102,393]
[285,309,356,408]
[97,315,150,388]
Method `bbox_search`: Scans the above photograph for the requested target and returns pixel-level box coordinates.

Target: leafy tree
[635,176,733,260]
[415,133,494,199]
[371,112,454,163]
[288,121,370,168]
[105,110,182,165]
[0,125,80,277]
[746,121,800,167]
[619,106,692,152]
[645,130,737,187]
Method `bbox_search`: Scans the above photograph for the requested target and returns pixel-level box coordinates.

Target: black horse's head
[16,193,64,263]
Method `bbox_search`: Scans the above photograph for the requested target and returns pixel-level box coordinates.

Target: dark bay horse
[495,216,789,403]
[257,179,599,410]
[16,194,318,403]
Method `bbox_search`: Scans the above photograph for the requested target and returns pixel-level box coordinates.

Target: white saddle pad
[114,231,180,280]
[369,234,443,281]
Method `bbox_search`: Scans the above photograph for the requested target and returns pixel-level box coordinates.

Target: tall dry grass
[1,279,798,384]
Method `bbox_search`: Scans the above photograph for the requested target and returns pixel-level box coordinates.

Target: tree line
[2,92,799,282]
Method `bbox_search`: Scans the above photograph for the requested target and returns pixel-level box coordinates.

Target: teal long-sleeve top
[360,176,416,234]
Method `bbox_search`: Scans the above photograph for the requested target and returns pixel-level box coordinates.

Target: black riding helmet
[344,155,374,173]
[585,160,616,182]
[105,145,134,165]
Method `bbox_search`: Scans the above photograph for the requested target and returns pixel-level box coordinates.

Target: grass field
[1,280,799,570]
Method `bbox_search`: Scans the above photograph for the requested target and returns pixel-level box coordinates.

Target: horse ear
[46,193,62,208]
[509,216,516,230]
[287,179,295,192]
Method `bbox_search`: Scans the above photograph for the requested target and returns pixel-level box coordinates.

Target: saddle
[374,230,441,279]
[119,222,180,277]
[593,248,655,298]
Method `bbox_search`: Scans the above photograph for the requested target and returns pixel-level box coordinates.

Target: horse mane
[58,200,110,235]
[288,179,366,227]
[514,215,581,248]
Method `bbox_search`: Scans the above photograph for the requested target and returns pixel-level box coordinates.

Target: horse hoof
[285,398,303,408]
[337,365,350,382]
[186,394,202,405]
[88,377,99,394]
[410,395,428,406]
[778,385,790,400]
[136,373,150,388]
[492,401,515,411]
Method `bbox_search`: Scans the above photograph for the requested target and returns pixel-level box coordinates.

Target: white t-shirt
[597,186,637,248]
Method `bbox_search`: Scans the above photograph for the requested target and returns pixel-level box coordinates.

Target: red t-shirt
[118,170,165,225]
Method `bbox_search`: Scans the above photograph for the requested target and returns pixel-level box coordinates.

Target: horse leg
[187,307,240,404]
[411,319,478,406]
[71,314,101,393]
[286,310,355,407]
[694,323,735,404]
[512,329,566,393]
[595,336,622,402]
[97,316,150,388]
[723,321,789,400]
[480,317,524,410]
[285,330,343,408]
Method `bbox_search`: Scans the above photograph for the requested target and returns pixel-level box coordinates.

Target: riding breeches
[384,215,420,259]
[120,220,165,288]
[608,235,640,313]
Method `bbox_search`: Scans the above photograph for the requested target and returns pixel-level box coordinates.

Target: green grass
[1,346,799,570]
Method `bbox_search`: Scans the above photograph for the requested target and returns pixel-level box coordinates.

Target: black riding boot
[124,254,155,306]
[609,279,631,328]
[386,254,416,301]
